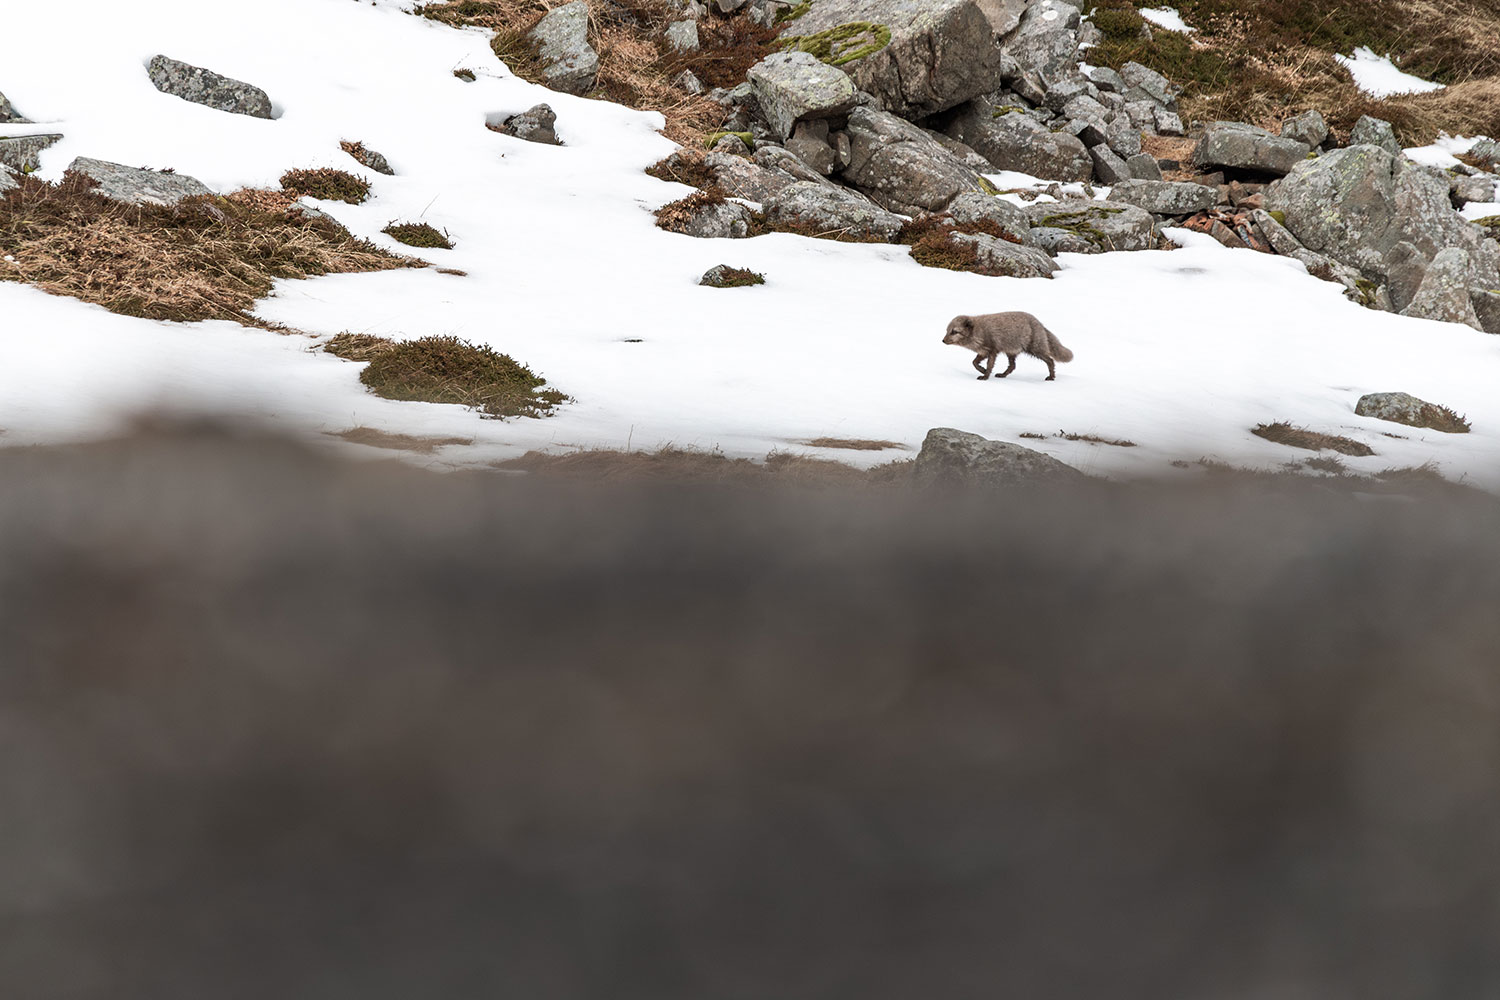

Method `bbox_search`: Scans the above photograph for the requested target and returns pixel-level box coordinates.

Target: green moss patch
[280,168,371,204]
[382,222,454,249]
[359,335,568,419]
[778,21,893,66]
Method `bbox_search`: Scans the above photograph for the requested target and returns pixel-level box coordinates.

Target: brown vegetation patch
[897,212,1023,247]
[805,438,906,451]
[654,186,728,232]
[382,222,454,249]
[323,332,398,361]
[495,446,915,486]
[1252,421,1374,456]
[0,174,412,324]
[280,168,371,204]
[646,149,717,190]
[748,213,894,243]
[1400,401,1472,434]
[1082,0,1500,144]
[330,427,474,453]
[360,335,568,419]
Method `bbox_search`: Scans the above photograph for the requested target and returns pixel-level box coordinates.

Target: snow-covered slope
[4,0,1499,486]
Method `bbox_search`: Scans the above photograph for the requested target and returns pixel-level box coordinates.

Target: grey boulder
[0,133,62,173]
[0,89,23,123]
[940,190,1032,244]
[67,157,213,207]
[497,104,561,145]
[946,233,1058,278]
[0,166,17,193]
[1355,392,1469,432]
[1119,61,1181,108]
[1194,122,1310,176]
[527,1,599,96]
[944,105,1092,182]
[779,0,1006,119]
[1107,178,1218,215]
[664,19,700,52]
[1000,0,1085,104]
[763,180,904,241]
[1280,110,1328,148]
[147,56,273,118]
[704,151,799,202]
[747,51,858,141]
[1399,247,1483,330]
[840,106,987,214]
[1022,198,1156,252]
[913,428,1086,488]
[1349,115,1401,157]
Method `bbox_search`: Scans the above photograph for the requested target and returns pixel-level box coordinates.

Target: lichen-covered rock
[675,198,755,239]
[1194,122,1310,176]
[1385,241,1428,313]
[0,89,22,123]
[66,157,214,207]
[1126,152,1163,180]
[527,1,599,96]
[0,166,17,193]
[1280,110,1328,148]
[1399,247,1484,330]
[1349,115,1401,157]
[1355,392,1470,432]
[1118,61,1181,108]
[664,19,700,52]
[1089,144,1131,184]
[147,56,273,118]
[1107,179,1218,215]
[913,428,1086,488]
[342,141,394,176]
[1449,172,1496,206]
[704,151,799,202]
[497,104,561,145]
[1265,145,1493,282]
[0,134,62,173]
[940,191,1032,244]
[699,264,765,287]
[1000,0,1085,104]
[1105,116,1142,158]
[840,106,986,214]
[747,51,858,141]
[1022,198,1156,252]
[1471,289,1500,335]
[947,233,1059,277]
[943,105,1091,182]
[785,121,838,175]
[763,180,904,241]
[779,0,1005,119]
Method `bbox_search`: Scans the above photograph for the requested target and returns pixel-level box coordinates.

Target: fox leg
[977,352,999,380]
[1042,355,1057,381]
[996,353,1017,378]
[971,354,988,376]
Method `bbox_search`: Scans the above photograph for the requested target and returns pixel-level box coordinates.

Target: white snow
[3,0,1500,487]
[1138,8,1195,33]
[1335,47,1446,98]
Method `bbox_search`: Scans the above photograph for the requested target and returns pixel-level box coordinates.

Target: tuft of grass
[1404,401,1472,434]
[280,168,371,205]
[453,67,477,81]
[646,149,717,189]
[0,173,412,325]
[654,186,728,233]
[805,438,905,451]
[701,265,764,287]
[359,335,568,419]
[1061,432,1137,447]
[382,222,454,249]
[1252,421,1374,456]
[330,427,474,453]
[323,332,397,362]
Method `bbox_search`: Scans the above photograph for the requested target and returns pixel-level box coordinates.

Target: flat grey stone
[66,157,214,206]
[147,55,273,118]
[0,134,62,173]
[763,180,904,241]
[747,51,858,141]
[528,1,599,96]
[1107,178,1218,215]
[1195,121,1310,176]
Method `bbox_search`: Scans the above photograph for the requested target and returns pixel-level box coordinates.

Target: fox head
[943,315,973,345]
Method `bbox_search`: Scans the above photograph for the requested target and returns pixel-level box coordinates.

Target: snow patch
[1335,47,1445,98]
[1138,8,1195,33]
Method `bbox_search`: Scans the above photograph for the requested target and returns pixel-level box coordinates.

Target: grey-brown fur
[944,311,1074,381]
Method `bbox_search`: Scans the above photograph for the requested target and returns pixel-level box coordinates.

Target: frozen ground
[1335,46,1446,98]
[3,0,1499,487]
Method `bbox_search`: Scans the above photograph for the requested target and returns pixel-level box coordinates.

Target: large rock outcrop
[1000,0,1085,103]
[839,107,986,214]
[147,56,274,118]
[777,0,1005,119]
[1194,122,1310,176]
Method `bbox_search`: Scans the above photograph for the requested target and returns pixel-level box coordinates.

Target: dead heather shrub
[907,231,1003,276]
[323,332,398,361]
[280,168,372,204]
[646,149,718,190]
[1400,401,1471,434]
[359,335,568,419]
[701,266,765,287]
[654,186,728,233]
[897,213,1022,246]
[1252,421,1375,456]
[0,173,412,324]
[382,222,454,249]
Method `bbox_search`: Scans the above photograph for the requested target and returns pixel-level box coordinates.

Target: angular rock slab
[527,1,599,96]
[747,51,858,141]
[779,0,1005,119]
[840,106,986,214]
[1194,122,1310,176]
[1107,179,1218,216]
[0,89,22,123]
[1022,198,1156,252]
[947,233,1058,278]
[914,428,1086,488]
[1001,0,1084,98]
[944,106,1091,182]
[147,55,273,118]
[940,190,1032,244]
[0,134,62,173]
[1400,247,1484,330]
[0,166,17,193]
[763,180,904,241]
[67,157,213,207]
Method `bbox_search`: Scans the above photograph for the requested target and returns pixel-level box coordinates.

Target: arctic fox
[943,312,1074,381]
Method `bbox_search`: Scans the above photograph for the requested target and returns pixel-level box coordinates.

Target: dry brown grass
[1252,422,1375,456]
[654,186,729,232]
[416,0,770,147]
[495,446,916,486]
[805,438,907,451]
[330,427,475,453]
[323,332,398,361]
[0,174,414,325]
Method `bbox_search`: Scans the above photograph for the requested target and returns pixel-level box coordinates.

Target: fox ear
[959,316,973,332]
